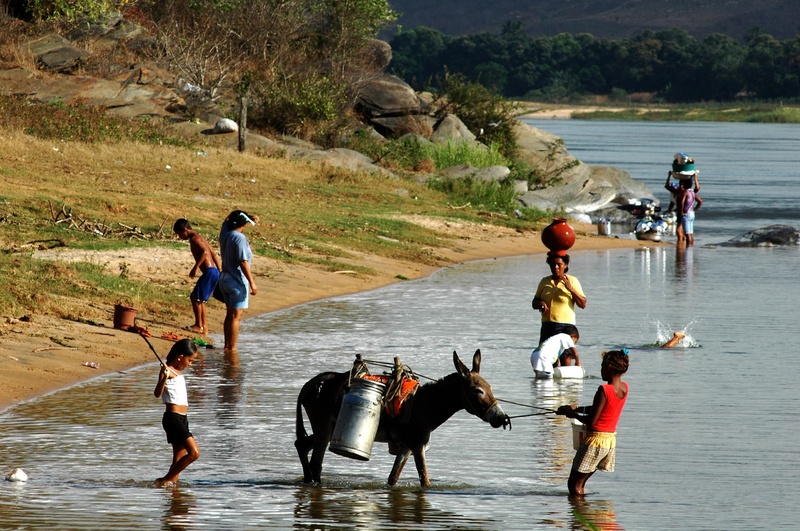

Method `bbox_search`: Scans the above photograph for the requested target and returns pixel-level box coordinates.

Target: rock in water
[6,468,28,482]
[715,225,800,247]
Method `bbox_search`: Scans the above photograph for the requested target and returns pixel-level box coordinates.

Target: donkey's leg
[309,434,330,484]
[412,448,430,487]
[294,434,315,483]
[388,449,412,486]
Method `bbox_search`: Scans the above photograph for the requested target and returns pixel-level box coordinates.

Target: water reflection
[161,487,197,531]
[569,498,623,530]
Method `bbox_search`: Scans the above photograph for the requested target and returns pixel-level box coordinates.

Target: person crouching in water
[557,349,629,497]
[530,324,581,379]
[153,339,200,488]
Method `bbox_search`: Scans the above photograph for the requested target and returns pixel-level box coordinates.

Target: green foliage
[428,174,520,215]
[22,0,117,21]
[427,141,508,169]
[253,73,348,137]
[433,72,519,158]
[0,95,190,145]
[388,25,800,103]
[341,130,508,171]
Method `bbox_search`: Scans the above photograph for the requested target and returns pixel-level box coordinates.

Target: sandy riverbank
[0,220,656,411]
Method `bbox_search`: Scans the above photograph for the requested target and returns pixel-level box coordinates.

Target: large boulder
[355,74,429,139]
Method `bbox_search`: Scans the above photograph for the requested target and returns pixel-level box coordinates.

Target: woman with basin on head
[532,253,587,344]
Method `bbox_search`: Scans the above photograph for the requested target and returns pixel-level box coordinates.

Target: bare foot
[183,325,204,334]
[154,478,177,488]
[662,332,686,348]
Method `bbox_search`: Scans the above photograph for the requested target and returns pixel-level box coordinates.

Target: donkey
[294,349,509,486]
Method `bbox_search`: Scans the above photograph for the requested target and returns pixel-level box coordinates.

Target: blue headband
[621,348,629,356]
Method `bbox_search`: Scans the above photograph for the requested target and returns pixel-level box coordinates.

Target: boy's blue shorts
[191,267,220,303]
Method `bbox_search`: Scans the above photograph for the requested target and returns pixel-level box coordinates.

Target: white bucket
[571,420,588,450]
[597,219,611,236]
[553,365,586,379]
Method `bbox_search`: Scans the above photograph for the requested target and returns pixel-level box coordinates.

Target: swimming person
[173,218,222,334]
[153,339,201,488]
[557,349,629,497]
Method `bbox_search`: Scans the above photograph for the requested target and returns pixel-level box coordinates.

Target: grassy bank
[0,119,551,323]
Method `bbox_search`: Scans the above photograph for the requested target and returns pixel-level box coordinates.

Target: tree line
[388,21,800,102]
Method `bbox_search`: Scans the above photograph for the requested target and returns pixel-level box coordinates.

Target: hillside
[387,0,800,39]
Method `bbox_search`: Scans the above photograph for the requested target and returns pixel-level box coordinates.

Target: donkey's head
[453,349,510,429]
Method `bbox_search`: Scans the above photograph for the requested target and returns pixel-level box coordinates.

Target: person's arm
[570,347,581,367]
[557,385,605,427]
[693,173,700,193]
[154,364,172,398]
[561,275,587,309]
[664,171,673,192]
[240,260,258,295]
[694,194,703,211]
[532,278,548,313]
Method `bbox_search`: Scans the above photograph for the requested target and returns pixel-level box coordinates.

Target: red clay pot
[541,218,575,255]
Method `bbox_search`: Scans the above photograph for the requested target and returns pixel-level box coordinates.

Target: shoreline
[0,222,656,412]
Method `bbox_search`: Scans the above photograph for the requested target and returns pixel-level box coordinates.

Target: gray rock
[369,114,434,139]
[430,114,476,144]
[290,147,397,178]
[211,118,238,133]
[713,225,800,247]
[355,74,424,117]
[25,34,89,73]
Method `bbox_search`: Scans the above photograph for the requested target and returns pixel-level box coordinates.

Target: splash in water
[649,316,700,348]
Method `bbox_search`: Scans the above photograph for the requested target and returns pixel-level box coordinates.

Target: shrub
[432,71,520,159]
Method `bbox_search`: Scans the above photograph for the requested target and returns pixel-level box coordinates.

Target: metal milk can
[330,378,386,461]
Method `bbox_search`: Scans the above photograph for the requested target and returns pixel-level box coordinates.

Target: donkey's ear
[453,351,470,378]
[472,349,482,374]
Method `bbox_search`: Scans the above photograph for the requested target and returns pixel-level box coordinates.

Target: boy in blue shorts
[173,219,222,334]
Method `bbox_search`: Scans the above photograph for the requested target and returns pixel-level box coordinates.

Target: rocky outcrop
[513,121,657,219]
[354,74,432,138]
[711,225,800,247]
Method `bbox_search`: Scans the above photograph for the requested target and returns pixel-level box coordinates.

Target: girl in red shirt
[557,349,629,497]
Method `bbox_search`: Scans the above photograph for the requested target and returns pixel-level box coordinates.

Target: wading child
[153,339,200,488]
[530,324,581,379]
[557,349,629,497]
[173,218,222,335]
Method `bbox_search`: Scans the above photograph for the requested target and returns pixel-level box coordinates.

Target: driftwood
[47,200,170,240]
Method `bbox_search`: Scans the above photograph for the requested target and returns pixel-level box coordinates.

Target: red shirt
[592,382,628,432]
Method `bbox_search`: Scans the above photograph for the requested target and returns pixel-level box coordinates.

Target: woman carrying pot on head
[532,253,587,345]
[218,210,258,354]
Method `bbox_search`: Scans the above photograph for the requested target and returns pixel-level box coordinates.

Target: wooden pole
[238,95,247,152]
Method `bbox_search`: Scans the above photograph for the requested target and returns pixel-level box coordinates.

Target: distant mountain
[387,0,800,40]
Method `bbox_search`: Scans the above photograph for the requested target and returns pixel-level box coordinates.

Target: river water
[1,121,798,530]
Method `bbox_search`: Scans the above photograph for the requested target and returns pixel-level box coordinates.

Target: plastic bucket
[112,304,137,330]
[597,219,611,236]
[554,365,586,379]
[330,378,386,461]
[571,420,588,450]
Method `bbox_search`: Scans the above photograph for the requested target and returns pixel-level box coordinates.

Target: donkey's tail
[295,388,309,441]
